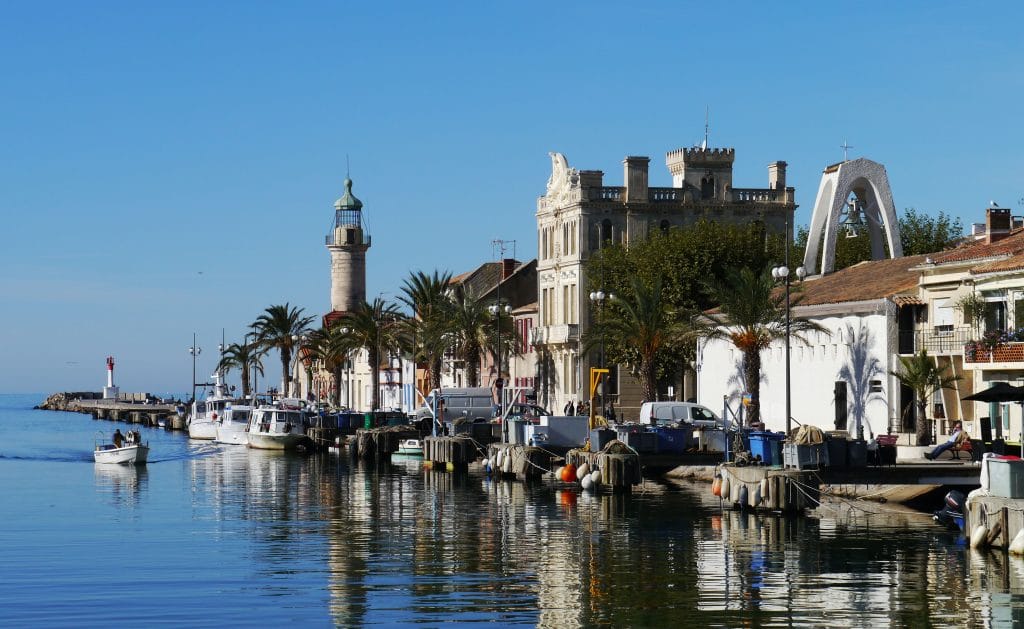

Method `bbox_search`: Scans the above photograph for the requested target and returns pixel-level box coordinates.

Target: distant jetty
[37,392,184,430]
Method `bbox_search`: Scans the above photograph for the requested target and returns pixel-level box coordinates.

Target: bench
[951,438,972,460]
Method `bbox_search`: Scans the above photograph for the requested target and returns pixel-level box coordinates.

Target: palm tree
[253,303,314,397]
[699,266,825,427]
[216,341,265,398]
[400,270,454,392]
[891,349,960,446]
[306,326,348,407]
[449,285,491,388]
[336,297,405,411]
[587,276,689,403]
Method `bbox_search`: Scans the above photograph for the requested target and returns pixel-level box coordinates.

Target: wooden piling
[423,436,478,470]
[718,464,818,512]
[564,440,641,491]
[487,443,555,479]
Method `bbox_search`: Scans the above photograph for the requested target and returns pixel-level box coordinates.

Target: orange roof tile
[795,254,929,306]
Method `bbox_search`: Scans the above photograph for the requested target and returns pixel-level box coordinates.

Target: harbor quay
[44,389,1017,538]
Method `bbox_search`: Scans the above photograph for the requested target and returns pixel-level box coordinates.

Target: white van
[639,402,722,428]
[414,387,496,424]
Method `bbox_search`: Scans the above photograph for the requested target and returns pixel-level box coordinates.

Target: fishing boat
[188,371,235,440]
[396,438,423,456]
[246,398,310,450]
[215,404,253,445]
[94,430,149,465]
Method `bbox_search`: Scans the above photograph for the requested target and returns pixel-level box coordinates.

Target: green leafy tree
[587,220,787,392]
[586,276,691,403]
[890,349,960,446]
[796,208,964,272]
[335,297,404,411]
[698,266,826,427]
[253,303,314,397]
[216,341,265,398]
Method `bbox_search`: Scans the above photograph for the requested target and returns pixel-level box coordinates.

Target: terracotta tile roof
[931,228,1024,264]
[970,252,1024,274]
[795,254,929,306]
[512,302,538,314]
[892,295,924,306]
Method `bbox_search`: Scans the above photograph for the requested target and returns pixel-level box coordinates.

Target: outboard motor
[933,489,966,531]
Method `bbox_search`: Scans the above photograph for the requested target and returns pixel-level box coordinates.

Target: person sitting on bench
[925,422,966,460]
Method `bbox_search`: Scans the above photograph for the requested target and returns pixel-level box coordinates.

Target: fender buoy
[581,475,594,491]
[760,478,769,502]
[589,470,601,485]
[577,463,590,480]
[971,524,989,549]
[720,476,731,501]
[752,486,762,507]
[712,477,722,497]
[561,464,577,483]
[738,485,749,509]
[555,466,564,480]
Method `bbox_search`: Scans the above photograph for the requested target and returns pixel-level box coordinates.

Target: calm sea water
[1,393,1022,627]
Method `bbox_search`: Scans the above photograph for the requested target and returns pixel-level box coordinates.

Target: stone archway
[802,158,903,275]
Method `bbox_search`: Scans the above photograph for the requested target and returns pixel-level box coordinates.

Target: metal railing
[898,326,973,355]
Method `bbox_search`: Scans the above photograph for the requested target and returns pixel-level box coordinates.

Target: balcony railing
[531,324,579,346]
[898,326,973,355]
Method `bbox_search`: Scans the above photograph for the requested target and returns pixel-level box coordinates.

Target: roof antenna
[701,106,709,150]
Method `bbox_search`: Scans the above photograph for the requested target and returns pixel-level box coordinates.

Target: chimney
[768,161,787,191]
[987,207,1011,244]
[501,258,516,280]
[623,156,650,203]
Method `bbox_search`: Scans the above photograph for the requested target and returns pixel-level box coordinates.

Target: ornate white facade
[534,147,796,418]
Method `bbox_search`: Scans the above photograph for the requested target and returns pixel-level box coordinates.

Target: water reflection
[93,464,148,506]
[170,445,1024,626]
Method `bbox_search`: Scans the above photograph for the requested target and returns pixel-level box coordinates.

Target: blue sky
[2,1,1022,393]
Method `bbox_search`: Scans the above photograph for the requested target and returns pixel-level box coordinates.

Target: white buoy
[503,455,513,474]
[482,458,490,469]
[760,478,769,502]
[720,476,731,501]
[971,524,989,549]
[590,470,601,485]
[1009,530,1024,555]
[555,466,564,479]
[752,486,762,507]
[581,475,594,491]
[577,463,590,479]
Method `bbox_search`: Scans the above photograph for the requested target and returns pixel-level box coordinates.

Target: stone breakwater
[36,392,103,411]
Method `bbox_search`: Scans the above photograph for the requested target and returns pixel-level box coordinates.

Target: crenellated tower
[326,178,371,312]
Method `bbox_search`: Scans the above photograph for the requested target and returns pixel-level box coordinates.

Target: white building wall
[698,311,893,436]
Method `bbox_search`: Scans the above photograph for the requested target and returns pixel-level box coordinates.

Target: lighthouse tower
[102,356,119,400]
[326,178,370,312]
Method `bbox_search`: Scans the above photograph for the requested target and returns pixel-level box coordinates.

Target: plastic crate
[783,442,829,469]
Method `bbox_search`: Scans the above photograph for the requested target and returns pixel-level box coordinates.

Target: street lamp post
[772,218,806,436]
[589,290,610,414]
[188,334,201,406]
[488,302,511,418]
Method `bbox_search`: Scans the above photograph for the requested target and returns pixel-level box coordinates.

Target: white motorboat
[188,371,235,440]
[246,399,310,450]
[94,430,149,465]
[396,438,423,456]
[215,404,253,445]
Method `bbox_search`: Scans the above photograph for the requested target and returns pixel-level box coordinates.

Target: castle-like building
[534,146,796,415]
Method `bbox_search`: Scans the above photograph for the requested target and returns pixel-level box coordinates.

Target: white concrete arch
[803,158,902,275]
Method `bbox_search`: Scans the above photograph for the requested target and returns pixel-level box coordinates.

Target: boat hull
[215,425,249,445]
[94,444,149,465]
[247,433,307,450]
[188,420,218,440]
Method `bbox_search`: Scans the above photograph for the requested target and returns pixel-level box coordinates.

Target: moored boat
[188,371,236,440]
[396,438,423,456]
[246,398,310,450]
[215,404,253,445]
